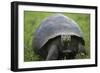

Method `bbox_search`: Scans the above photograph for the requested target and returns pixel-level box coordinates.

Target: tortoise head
[61,35,86,59]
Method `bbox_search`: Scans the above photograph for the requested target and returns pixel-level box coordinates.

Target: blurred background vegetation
[24,11,90,62]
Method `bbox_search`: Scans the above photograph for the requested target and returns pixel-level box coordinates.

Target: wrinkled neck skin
[61,35,72,53]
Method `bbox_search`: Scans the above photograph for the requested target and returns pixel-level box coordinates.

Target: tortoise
[32,14,86,60]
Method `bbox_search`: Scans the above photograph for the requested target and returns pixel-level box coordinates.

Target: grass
[24,11,90,62]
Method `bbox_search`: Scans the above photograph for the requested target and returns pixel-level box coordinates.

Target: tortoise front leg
[46,44,58,60]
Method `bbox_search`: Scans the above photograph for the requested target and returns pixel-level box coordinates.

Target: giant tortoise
[32,14,86,60]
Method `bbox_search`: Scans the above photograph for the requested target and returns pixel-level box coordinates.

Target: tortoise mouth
[62,49,73,53]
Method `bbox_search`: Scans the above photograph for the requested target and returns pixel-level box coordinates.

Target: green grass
[24,11,90,62]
